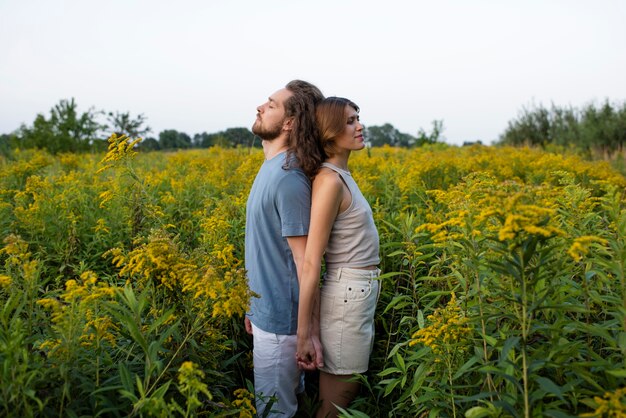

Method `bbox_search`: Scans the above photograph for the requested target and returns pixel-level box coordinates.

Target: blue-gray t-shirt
[245,152,311,335]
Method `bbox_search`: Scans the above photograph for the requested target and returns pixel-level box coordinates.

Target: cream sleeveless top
[321,162,380,270]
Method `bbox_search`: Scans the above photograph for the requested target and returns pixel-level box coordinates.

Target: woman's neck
[326,151,351,171]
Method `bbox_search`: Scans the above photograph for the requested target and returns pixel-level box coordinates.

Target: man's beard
[252,118,284,141]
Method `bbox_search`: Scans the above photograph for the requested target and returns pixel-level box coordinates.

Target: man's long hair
[283,80,325,178]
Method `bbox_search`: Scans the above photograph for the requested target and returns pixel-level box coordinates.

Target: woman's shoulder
[313,167,344,192]
[315,166,343,182]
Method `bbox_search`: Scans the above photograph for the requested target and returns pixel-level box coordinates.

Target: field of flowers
[1,134,626,417]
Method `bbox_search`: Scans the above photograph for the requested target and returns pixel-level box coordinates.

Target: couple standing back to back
[245,80,380,418]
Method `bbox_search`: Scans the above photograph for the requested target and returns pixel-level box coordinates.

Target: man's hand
[311,333,324,369]
[244,317,253,335]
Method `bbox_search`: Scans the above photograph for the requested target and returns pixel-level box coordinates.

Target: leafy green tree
[579,101,626,157]
[364,123,416,147]
[500,104,553,147]
[222,127,256,148]
[158,130,191,150]
[193,132,220,148]
[193,128,257,148]
[18,98,104,153]
[498,100,626,157]
[106,111,151,139]
[139,137,160,151]
[416,120,444,146]
[365,122,442,147]
[0,133,18,156]
[207,134,230,148]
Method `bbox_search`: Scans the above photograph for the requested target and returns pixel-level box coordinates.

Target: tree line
[497,99,626,158]
[2,97,625,156]
[0,98,444,156]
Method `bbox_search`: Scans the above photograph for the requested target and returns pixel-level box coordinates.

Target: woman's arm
[296,170,343,369]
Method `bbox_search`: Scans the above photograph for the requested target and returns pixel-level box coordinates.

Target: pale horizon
[1,0,625,145]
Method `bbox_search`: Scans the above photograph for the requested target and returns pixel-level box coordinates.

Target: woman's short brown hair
[315,97,360,158]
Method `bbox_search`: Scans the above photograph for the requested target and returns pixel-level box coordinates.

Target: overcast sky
[1,0,625,145]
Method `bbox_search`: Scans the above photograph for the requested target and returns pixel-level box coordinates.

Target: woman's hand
[296,335,323,371]
[296,335,316,370]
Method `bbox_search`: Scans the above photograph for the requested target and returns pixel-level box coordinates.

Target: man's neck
[262,136,289,160]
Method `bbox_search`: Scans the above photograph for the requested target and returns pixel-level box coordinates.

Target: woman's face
[334,105,365,152]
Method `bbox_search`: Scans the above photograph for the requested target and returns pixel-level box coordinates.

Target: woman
[296,97,380,417]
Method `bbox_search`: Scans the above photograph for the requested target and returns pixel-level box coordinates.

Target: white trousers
[251,323,304,417]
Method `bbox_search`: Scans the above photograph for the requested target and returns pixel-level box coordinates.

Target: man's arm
[286,236,307,282]
[244,317,253,335]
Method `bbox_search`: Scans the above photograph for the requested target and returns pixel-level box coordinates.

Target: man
[245,80,324,417]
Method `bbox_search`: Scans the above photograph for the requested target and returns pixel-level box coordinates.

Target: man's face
[252,88,293,140]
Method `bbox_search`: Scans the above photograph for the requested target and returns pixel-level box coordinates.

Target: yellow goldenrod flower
[410,294,473,360]
[580,387,626,417]
[0,274,12,289]
[177,361,212,408]
[568,235,609,262]
[232,388,256,418]
[94,218,110,234]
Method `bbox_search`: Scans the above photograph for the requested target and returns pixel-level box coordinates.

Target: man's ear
[282,117,294,131]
